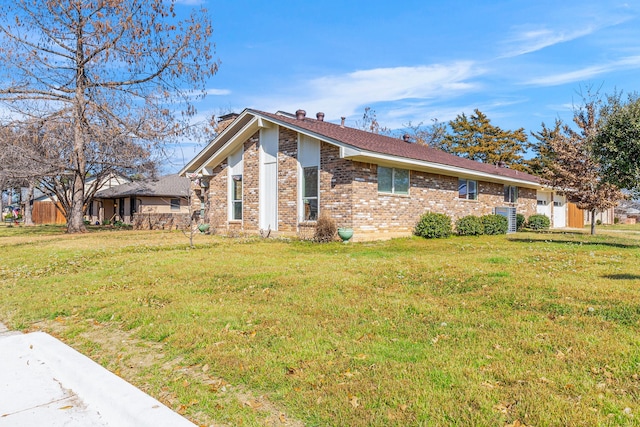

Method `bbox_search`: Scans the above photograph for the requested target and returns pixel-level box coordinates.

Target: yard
[1,225,639,426]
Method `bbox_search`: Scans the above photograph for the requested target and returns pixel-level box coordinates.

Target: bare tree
[0,0,218,232]
[404,119,448,149]
[355,107,391,135]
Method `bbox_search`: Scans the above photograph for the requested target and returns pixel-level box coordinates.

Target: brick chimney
[216,112,239,133]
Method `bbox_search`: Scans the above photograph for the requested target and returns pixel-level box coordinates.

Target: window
[302,167,318,220]
[378,166,409,194]
[458,179,477,200]
[228,146,244,221]
[130,197,136,216]
[170,198,180,211]
[299,135,320,221]
[232,175,242,220]
[504,185,518,203]
[118,197,126,218]
[537,199,547,206]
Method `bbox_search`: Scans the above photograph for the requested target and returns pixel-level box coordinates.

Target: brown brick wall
[243,133,260,230]
[517,187,537,218]
[349,165,537,238]
[277,127,299,232]
[207,160,228,233]
[203,127,537,239]
[319,143,354,228]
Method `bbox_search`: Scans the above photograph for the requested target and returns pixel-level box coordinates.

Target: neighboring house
[614,199,639,224]
[180,109,550,240]
[24,173,130,225]
[92,174,191,229]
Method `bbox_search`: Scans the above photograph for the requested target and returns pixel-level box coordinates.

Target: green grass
[1,225,640,426]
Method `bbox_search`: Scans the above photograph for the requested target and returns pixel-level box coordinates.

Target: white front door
[553,194,566,228]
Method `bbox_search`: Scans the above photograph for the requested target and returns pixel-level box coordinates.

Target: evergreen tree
[444,109,529,171]
[528,119,562,176]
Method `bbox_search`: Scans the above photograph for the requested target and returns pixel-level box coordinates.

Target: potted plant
[337,227,354,243]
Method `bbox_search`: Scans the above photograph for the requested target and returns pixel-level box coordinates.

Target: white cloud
[205,88,231,96]
[501,10,634,58]
[252,62,485,124]
[502,26,598,57]
[525,55,640,86]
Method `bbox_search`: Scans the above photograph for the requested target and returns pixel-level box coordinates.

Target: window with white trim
[302,167,318,220]
[458,178,477,200]
[231,175,242,220]
[378,166,409,194]
[504,185,518,203]
[299,135,320,221]
[228,147,243,220]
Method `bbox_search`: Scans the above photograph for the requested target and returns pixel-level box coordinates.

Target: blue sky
[171,0,640,170]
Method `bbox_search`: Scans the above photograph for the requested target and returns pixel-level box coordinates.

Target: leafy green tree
[443,109,529,171]
[593,94,640,197]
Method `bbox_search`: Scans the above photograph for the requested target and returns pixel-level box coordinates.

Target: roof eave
[342,149,544,188]
[181,114,261,176]
[179,108,253,175]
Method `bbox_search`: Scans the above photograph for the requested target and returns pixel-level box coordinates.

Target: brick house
[180,109,544,240]
[93,174,191,229]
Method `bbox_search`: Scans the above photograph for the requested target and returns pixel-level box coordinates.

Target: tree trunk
[67,29,87,234]
[0,178,5,222]
[66,171,86,232]
[590,209,596,235]
[23,183,34,226]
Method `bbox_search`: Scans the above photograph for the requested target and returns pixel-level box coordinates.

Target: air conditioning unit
[494,206,517,233]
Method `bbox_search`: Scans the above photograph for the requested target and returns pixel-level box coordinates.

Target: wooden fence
[32,201,66,225]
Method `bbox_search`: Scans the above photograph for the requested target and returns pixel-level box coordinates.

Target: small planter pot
[198,223,210,233]
[337,227,354,243]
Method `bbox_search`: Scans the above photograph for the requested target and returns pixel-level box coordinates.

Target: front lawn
[1,227,639,426]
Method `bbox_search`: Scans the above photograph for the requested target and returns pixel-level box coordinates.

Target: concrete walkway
[0,323,196,427]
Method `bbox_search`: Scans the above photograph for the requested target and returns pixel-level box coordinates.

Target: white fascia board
[343,151,544,189]
[197,116,260,174]
[179,109,254,176]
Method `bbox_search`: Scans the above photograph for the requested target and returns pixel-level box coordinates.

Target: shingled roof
[95,174,190,199]
[251,109,540,185]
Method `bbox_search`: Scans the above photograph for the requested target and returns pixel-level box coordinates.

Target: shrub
[455,215,484,236]
[614,217,620,224]
[414,212,452,239]
[516,213,526,231]
[481,214,508,235]
[314,213,337,243]
[527,214,550,230]
[596,219,602,226]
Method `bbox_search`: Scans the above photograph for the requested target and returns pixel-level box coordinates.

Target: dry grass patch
[1,226,640,426]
